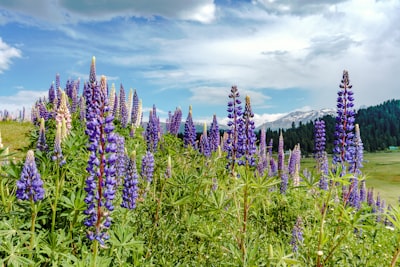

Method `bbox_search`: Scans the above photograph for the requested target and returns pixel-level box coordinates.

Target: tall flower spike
[183,106,196,148]
[89,56,96,84]
[84,64,117,245]
[52,121,66,166]
[141,151,155,183]
[36,118,48,152]
[290,217,304,253]
[119,84,128,128]
[16,150,45,202]
[226,86,242,172]
[237,95,256,166]
[108,83,116,116]
[121,151,139,210]
[145,108,160,152]
[314,119,326,173]
[127,88,133,124]
[209,114,220,152]
[199,122,211,157]
[135,99,143,127]
[278,130,285,172]
[55,91,72,137]
[333,70,356,174]
[349,124,364,176]
[48,82,55,105]
[131,89,139,125]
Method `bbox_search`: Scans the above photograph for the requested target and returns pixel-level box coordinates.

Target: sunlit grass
[0,121,34,159]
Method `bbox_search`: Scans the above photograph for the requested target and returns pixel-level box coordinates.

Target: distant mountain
[256,109,336,131]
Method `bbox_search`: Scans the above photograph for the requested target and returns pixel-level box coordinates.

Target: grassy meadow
[1,117,400,266]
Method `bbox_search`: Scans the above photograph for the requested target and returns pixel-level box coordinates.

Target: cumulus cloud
[0,38,21,73]
[0,0,216,24]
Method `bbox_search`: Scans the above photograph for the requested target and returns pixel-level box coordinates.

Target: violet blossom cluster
[145,105,160,152]
[36,118,48,152]
[141,151,155,183]
[131,89,140,125]
[333,70,356,174]
[52,122,66,166]
[83,58,117,245]
[226,86,242,171]
[349,124,364,176]
[119,84,129,128]
[121,151,139,210]
[16,150,45,202]
[199,123,211,157]
[290,217,304,253]
[209,114,220,152]
[183,106,197,148]
[237,95,256,166]
[166,107,182,135]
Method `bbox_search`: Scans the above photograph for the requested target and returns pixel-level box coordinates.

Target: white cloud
[0,0,216,24]
[0,38,22,73]
[0,90,47,118]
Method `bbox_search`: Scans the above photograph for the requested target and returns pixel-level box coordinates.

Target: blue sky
[0,0,399,126]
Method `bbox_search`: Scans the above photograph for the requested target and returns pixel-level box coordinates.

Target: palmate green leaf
[0,233,34,267]
[110,226,144,249]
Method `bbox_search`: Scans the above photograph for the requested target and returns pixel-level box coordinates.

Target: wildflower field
[1,57,400,266]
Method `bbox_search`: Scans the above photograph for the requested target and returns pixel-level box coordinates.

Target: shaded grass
[0,121,34,159]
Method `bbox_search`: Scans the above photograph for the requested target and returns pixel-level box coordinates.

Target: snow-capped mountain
[256,109,336,130]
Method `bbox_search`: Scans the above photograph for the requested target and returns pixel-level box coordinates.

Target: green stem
[51,174,59,233]
[316,183,334,267]
[29,200,37,260]
[390,235,400,267]
[92,240,99,267]
[146,175,166,259]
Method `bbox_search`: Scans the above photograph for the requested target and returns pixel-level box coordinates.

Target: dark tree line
[257,99,400,155]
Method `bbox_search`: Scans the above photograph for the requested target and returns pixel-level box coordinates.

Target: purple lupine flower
[226,86,242,172]
[237,95,256,166]
[52,122,66,166]
[145,108,160,152]
[170,107,183,135]
[280,171,288,194]
[131,89,140,125]
[269,157,277,176]
[141,151,155,183]
[113,90,119,120]
[349,124,363,176]
[83,62,117,245]
[367,188,374,207]
[209,114,220,152]
[115,134,126,185]
[333,70,356,174]
[288,144,299,175]
[16,150,45,202]
[121,151,139,210]
[314,119,326,172]
[349,177,360,209]
[257,127,268,177]
[199,123,211,157]
[359,179,367,203]
[36,118,48,152]
[119,84,128,128]
[48,82,55,105]
[184,106,197,148]
[278,131,285,172]
[71,85,78,113]
[290,216,304,253]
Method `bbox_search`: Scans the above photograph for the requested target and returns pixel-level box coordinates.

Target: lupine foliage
[1,62,400,267]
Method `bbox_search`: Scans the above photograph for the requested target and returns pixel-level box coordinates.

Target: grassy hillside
[0,121,34,159]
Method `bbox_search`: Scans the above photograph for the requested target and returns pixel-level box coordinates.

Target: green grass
[363,152,400,205]
[0,121,34,159]
[302,152,400,205]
